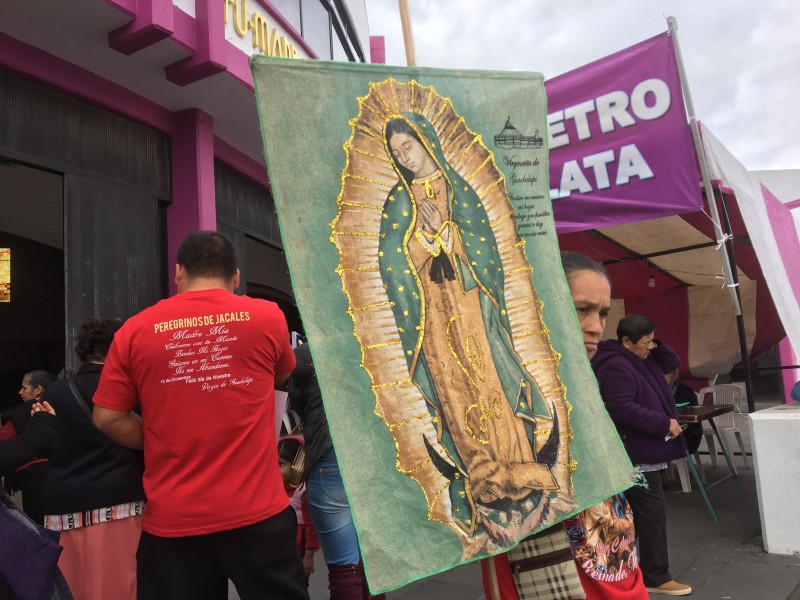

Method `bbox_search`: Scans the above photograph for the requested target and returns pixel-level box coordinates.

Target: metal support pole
[668,16,741,316]
[719,193,757,413]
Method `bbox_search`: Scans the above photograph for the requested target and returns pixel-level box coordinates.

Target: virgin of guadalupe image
[332,79,574,557]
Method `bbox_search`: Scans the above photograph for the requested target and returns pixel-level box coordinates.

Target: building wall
[0,0,371,360]
[0,70,169,370]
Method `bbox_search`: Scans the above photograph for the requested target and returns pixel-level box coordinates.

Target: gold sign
[225,0,299,59]
[0,248,9,302]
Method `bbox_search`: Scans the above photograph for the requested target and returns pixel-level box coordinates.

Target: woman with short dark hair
[42,317,145,600]
[591,314,691,596]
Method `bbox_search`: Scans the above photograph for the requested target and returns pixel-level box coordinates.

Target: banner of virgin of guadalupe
[251,58,637,593]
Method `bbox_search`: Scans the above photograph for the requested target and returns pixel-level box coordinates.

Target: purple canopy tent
[544,22,800,408]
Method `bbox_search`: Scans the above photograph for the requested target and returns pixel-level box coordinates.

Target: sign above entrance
[224,0,308,59]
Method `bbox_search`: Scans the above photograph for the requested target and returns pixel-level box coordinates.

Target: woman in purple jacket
[591,314,692,597]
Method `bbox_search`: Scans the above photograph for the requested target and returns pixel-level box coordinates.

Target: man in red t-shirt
[93,231,307,600]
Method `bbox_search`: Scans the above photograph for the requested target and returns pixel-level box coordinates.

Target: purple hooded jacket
[591,339,686,465]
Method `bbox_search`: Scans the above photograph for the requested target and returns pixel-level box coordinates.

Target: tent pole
[669,16,755,407]
[601,240,720,265]
[667,16,741,317]
[718,192,757,413]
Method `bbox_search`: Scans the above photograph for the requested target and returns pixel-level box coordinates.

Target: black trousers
[626,469,672,587]
[137,506,309,600]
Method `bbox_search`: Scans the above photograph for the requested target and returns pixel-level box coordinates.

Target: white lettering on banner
[556,160,592,197]
[596,91,636,133]
[630,78,671,120]
[563,100,596,141]
[547,78,671,149]
[582,150,616,190]
[616,144,654,184]
[548,111,569,149]
[550,144,654,200]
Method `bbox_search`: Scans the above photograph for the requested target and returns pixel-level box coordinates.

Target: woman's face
[567,270,611,359]
[623,332,656,360]
[389,132,437,178]
[19,375,41,402]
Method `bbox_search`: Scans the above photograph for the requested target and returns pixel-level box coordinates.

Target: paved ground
[232,398,800,599]
[230,458,800,599]
[379,467,800,600]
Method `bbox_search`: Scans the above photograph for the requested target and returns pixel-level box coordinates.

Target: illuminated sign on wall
[224,0,302,59]
[0,248,10,302]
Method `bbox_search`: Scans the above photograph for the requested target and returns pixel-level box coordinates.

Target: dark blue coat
[591,340,685,465]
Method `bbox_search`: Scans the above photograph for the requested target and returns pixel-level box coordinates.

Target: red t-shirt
[94,288,296,537]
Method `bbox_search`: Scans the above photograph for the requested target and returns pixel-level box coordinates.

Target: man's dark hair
[176,231,237,280]
[75,317,123,363]
[24,370,55,391]
[616,313,654,344]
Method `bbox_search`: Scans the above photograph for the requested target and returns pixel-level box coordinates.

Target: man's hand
[302,549,315,577]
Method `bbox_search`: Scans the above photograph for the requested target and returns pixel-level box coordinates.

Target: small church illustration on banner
[494,117,544,149]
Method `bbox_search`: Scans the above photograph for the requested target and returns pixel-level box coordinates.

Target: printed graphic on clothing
[157,315,253,391]
[564,495,639,582]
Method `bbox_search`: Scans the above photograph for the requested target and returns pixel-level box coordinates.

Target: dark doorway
[245,238,303,338]
[0,159,65,411]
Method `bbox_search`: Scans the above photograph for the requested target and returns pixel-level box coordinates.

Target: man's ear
[232,269,241,292]
[174,264,184,288]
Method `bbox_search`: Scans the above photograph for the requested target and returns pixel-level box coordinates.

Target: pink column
[780,338,799,403]
[370,36,386,64]
[167,108,217,294]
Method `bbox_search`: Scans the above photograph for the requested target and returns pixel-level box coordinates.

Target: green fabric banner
[251,58,636,592]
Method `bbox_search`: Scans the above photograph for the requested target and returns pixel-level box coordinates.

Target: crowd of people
[0,231,706,599]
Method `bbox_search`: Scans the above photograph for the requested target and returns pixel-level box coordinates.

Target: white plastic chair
[668,454,707,492]
[667,388,707,492]
[698,384,749,471]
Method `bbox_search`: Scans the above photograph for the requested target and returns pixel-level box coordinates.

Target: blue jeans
[305,448,361,565]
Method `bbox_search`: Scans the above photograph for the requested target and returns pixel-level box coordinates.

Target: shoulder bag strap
[66,376,93,420]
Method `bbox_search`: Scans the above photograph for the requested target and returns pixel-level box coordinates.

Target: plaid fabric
[508,527,585,600]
